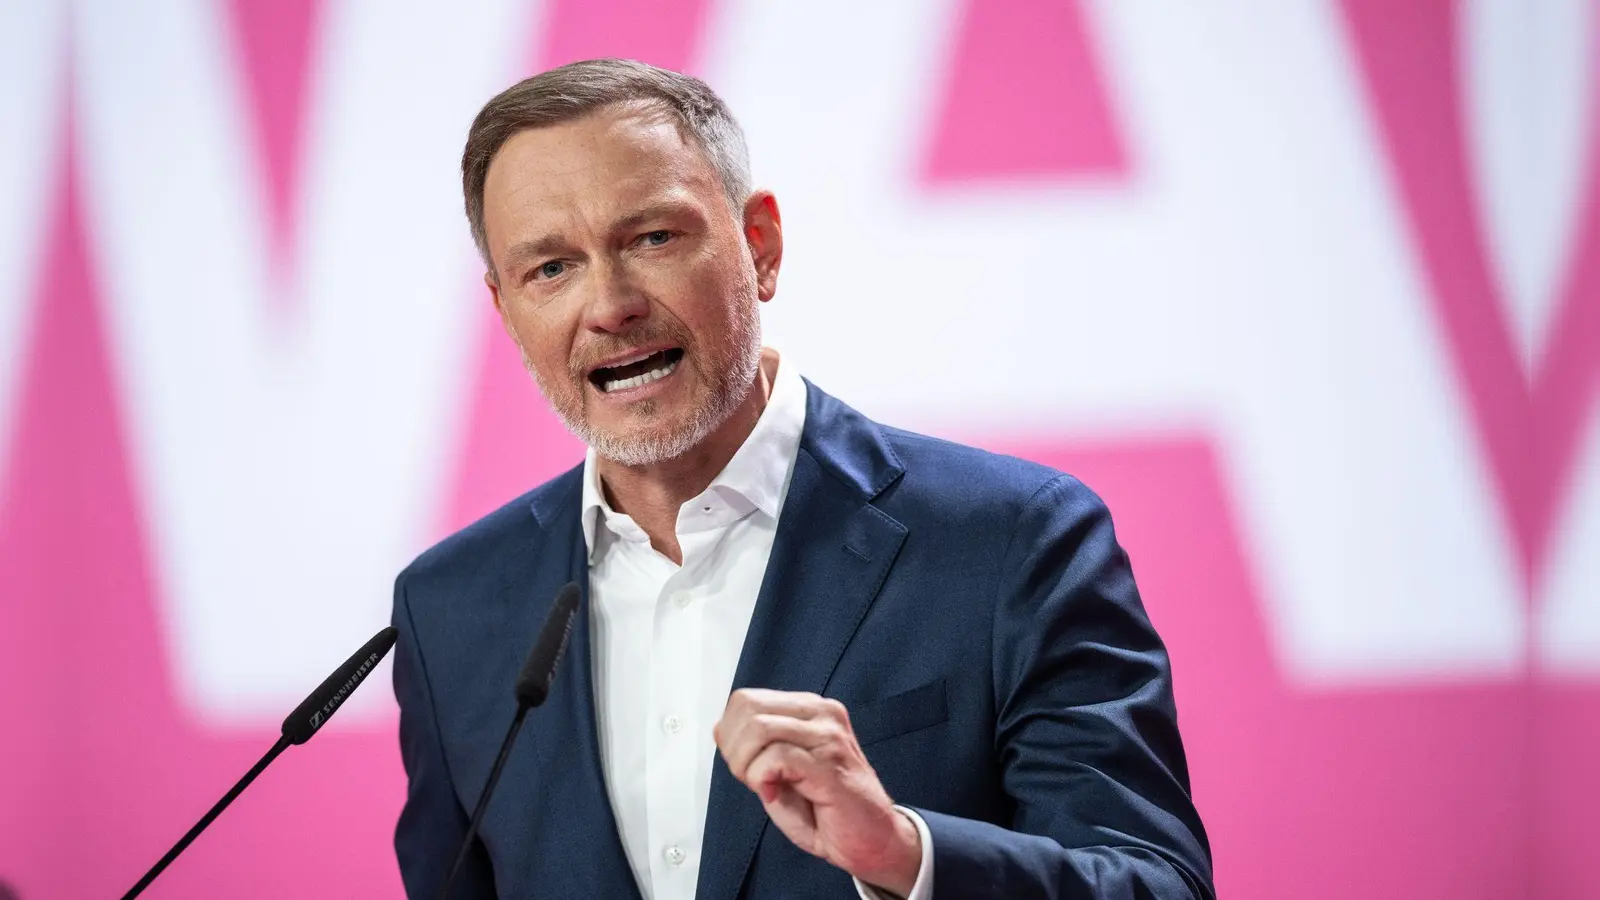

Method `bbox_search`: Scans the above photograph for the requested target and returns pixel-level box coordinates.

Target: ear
[485,270,516,338]
[742,190,783,302]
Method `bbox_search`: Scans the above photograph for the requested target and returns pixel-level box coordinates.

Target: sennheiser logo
[307,651,382,732]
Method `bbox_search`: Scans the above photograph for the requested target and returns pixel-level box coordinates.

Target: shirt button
[664,844,686,866]
[663,715,683,735]
[671,590,692,609]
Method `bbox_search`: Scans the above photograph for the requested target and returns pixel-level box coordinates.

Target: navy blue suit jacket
[392,382,1213,899]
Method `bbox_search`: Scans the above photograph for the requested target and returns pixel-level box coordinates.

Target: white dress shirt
[581,351,932,900]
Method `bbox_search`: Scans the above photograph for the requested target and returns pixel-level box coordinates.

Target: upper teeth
[602,356,678,392]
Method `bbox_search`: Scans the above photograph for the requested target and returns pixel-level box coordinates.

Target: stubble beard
[520,297,763,468]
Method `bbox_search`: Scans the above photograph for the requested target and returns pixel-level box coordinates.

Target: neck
[596,349,778,564]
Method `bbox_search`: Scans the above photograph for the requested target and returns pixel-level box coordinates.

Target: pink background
[0,1,1595,897]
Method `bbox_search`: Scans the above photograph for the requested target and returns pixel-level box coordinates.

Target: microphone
[120,626,399,900]
[436,582,581,900]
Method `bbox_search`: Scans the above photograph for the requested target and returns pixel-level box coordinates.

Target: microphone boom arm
[119,735,292,900]
[436,705,530,900]
[116,625,397,898]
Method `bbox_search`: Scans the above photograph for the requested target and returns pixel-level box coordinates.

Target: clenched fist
[713,688,922,897]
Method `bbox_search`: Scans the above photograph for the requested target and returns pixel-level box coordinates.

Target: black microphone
[436,582,581,900]
[120,625,399,900]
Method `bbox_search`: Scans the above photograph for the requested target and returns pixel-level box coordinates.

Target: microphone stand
[436,704,530,900]
[433,581,578,900]
[114,625,396,898]
[120,735,292,900]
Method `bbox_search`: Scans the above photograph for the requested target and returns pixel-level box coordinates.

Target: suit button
[663,844,686,866]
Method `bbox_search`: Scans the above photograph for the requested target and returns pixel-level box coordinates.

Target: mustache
[569,324,693,378]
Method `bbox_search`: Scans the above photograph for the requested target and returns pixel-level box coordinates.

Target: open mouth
[588,347,685,393]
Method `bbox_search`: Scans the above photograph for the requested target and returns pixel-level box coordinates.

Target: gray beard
[522,305,764,468]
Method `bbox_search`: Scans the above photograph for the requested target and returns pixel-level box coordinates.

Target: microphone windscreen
[281,626,398,745]
[515,582,580,709]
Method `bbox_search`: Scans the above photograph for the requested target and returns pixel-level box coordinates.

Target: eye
[641,230,672,247]
[532,260,566,281]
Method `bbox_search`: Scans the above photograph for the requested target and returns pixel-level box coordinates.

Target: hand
[713,689,922,897]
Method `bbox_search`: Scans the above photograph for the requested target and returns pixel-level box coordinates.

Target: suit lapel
[695,384,909,900]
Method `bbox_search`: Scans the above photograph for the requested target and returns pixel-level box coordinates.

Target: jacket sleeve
[914,475,1214,899]
[392,569,498,898]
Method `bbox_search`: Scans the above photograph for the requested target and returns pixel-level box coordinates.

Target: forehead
[481,106,723,242]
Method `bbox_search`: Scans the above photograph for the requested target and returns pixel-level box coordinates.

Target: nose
[580,260,650,334]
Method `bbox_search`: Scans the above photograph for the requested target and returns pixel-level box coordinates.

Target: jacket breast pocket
[849,678,948,748]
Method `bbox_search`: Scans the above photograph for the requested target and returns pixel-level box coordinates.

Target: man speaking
[392,59,1213,900]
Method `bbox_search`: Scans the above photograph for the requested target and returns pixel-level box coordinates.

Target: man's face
[480,104,780,466]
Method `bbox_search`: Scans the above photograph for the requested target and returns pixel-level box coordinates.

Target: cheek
[653,254,751,335]
[507,308,577,379]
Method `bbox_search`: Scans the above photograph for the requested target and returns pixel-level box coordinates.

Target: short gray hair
[461,58,751,274]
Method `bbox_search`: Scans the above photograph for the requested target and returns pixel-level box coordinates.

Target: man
[392,58,1212,900]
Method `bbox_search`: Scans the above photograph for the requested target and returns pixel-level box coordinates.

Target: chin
[582,409,707,466]
[576,366,754,466]
[589,427,702,467]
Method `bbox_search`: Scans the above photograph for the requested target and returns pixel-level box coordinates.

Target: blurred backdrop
[0,0,1596,897]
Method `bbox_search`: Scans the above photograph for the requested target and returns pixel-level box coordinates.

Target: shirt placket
[644,539,707,899]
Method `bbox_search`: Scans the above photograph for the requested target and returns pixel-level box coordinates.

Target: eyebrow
[611,200,698,235]
[500,200,703,275]
[501,235,570,273]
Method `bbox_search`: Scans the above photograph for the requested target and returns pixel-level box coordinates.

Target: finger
[742,740,824,801]
[720,688,831,729]
[720,713,842,782]
[716,689,854,753]
[764,782,819,855]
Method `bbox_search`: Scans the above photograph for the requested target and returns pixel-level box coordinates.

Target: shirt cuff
[852,806,934,900]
